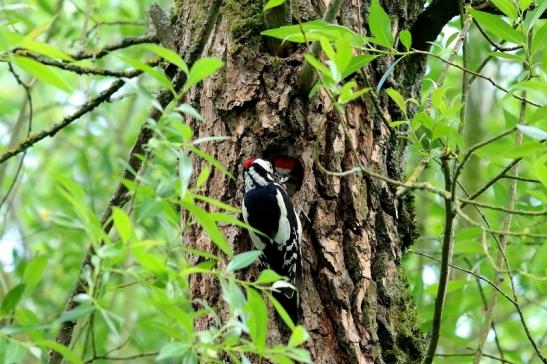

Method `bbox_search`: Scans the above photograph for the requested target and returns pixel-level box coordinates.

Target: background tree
[0,0,545,363]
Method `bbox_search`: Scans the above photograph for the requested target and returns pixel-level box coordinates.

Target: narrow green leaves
[399,30,412,50]
[490,0,518,19]
[181,199,233,256]
[1,284,26,314]
[185,57,224,90]
[244,288,268,351]
[469,8,525,44]
[142,44,189,74]
[14,56,71,92]
[226,250,262,272]
[118,54,175,94]
[369,0,393,48]
[288,326,309,348]
[112,207,134,244]
[264,0,286,10]
[517,124,547,140]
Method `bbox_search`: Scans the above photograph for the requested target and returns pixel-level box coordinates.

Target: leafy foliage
[0,0,546,363]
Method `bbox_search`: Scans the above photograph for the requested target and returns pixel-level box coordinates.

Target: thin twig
[422,156,456,364]
[501,174,540,183]
[411,250,516,307]
[473,19,523,52]
[465,158,521,202]
[0,63,33,210]
[0,75,141,165]
[452,127,516,197]
[70,34,159,60]
[9,51,159,77]
[414,50,542,108]
[84,351,158,363]
[436,352,516,364]
[463,257,505,360]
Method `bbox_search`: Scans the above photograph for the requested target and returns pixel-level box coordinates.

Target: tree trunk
[173,0,426,362]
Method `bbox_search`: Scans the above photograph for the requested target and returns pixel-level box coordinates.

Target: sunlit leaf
[369,0,393,48]
[226,250,262,272]
[244,288,268,351]
[1,284,26,314]
[142,44,189,74]
[469,9,525,44]
[264,0,286,10]
[185,57,224,89]
[14,56,71,92]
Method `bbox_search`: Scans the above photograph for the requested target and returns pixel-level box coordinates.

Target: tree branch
[9,51,159,77]
[0,76,139,165]
[70,34,159,60]
[423,156,456,364]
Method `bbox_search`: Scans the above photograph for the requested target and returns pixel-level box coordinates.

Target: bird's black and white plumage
[242,157,302,322]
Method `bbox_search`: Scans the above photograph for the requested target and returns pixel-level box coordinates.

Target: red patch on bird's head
[273,156,298,170]
[243,157,257,170]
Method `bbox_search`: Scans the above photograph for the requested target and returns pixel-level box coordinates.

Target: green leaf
[524,0,547,29]
[341,54,376,79]
[386,88,407,115]
[369,0,393,48]
[194,195,240,213]
[4,341,27,364]
[469,9,525,44]
[142,44,189,74]
[519,0,533,11]
[304,54,334,81]
[181,199,233,256]
[189,146,235,180]
[112,207,134,244]
[57,304,93,323]
[286,348,312,363]
[256,269,283,284]
[399,29,412,50]
[156,342,189,361]
[267,292,295,330]
[226,250,262,272]
[531,21,547,56]
[23,256,48,292]
[178,103,203,121]
[36,340,83,364]
[14,56,71,92]
[532,155,547,188]
[517,124,547,140]
[530,106,547,124]
[490,0,518,19]
[1,284,26,314]
[244,288,268,351]
[0,29,23,52]
[178,152,193,199]
[264,0,286,10]
[376,56,404,92]
[117,55,174,94]
[21,39,73,61]
[185,57,224,89]
[133,247,166,273]
[288,325,309,347]
[261,20,365,46]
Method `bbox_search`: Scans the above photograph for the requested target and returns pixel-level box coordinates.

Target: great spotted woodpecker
[242,157,302,322]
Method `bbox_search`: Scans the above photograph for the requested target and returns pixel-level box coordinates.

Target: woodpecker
[241,157,302,322]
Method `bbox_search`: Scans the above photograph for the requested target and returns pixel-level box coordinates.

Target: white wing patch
[273,189,290,244]
[242,199,266,250]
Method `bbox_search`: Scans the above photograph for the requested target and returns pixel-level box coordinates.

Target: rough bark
[173,0,426,362]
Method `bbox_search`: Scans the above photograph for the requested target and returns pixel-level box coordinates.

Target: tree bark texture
[173,0,427,362]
